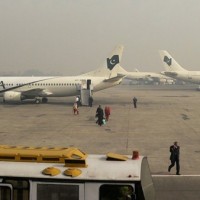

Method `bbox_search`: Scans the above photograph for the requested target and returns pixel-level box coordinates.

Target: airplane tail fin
[82,45,127,77]
[135,68,139,72]
[159,50,187,72]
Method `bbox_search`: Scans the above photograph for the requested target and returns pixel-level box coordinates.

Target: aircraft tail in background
[82,45,127,78]
[159,50,187,72]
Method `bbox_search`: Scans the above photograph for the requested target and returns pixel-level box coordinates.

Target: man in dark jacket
[88,96,93,107]
[96,105,104,126]
[168,141,180,175]
[133,97,137,108]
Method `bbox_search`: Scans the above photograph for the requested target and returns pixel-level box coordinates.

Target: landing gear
[42,97,48,103]
[34,97,48,104]
[196,86,200,91]
[35,98,41,104]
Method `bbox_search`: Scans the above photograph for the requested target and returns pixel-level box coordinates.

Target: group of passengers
[95,105,111,126]
[73,95,111,126]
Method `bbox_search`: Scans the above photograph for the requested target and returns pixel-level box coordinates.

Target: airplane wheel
[42,97,48,103]
[35,99,41,104]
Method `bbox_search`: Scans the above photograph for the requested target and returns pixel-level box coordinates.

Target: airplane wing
[103,74,126,83]
[22,88,53,97]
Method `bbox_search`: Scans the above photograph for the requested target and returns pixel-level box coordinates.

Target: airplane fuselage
[0,76,121,98]
[125,72,173,83]
[164,71,200,84]
[0,45,126,103]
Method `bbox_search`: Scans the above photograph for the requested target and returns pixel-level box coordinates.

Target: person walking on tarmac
[75,95,81,107]
[133,97,137,108]
[88,96,93,107]
[73,102,79,115]
[168,141,180,175]
[104,106,111,121]
[96,105,104,126]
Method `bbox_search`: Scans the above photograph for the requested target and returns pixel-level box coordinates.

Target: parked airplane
[0,45,126,104]
[124,69,175,85]
[159,50,200,84]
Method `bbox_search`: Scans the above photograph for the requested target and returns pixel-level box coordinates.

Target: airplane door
[87,79,91,89]
[81,80,87,89]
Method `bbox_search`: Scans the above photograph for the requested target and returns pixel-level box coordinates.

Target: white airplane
[0,45,126,104]
[124,69,174,84]
[159,50,200,84]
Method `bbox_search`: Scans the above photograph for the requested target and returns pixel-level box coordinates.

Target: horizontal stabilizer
[103,74,126,83]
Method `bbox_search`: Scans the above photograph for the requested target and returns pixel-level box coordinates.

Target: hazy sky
[0,0,200,75]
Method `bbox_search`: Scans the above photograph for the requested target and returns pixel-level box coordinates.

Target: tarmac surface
[0,84,200,199]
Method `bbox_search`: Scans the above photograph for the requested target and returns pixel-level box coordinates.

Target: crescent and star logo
[164,56,172,66]
[107,55,119,70]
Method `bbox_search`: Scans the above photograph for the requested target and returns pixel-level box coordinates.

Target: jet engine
[3,91,22,102]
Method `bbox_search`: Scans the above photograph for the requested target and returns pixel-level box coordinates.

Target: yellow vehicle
[0,145,155,200]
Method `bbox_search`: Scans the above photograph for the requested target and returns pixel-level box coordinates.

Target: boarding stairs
[79,79,93,106]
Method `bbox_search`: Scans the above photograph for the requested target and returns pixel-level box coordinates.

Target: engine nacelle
[3,91,22,102]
